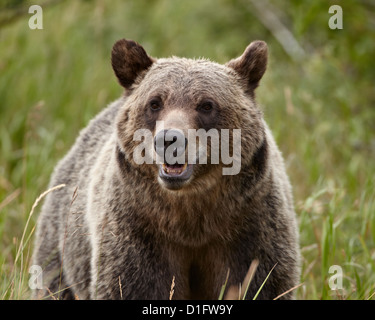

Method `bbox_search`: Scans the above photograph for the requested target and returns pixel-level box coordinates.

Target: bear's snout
[154,129,188,164]
[154,129,193,190]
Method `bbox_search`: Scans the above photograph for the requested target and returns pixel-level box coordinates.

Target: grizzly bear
[32,39,300,300]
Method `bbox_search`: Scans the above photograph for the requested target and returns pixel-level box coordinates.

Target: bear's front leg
[89,230,174,300]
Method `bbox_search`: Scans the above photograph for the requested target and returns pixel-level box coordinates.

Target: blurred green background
[0,0,374,299]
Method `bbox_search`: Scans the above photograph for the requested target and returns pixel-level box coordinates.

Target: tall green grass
[0,0,374,299]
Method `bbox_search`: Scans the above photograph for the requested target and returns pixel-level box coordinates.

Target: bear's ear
[111,39,155,89]
[227,41,268,92]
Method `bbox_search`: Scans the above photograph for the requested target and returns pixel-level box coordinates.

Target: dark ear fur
[227,41,268,92]
[111,39,155,89]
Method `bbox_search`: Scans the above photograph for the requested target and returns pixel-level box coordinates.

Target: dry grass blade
[224,259,259,300]
[0,188,21,211]
[41,280,84,300]
[273,282,304,300]
[119,276,123,299]
[14,184,66,265]
[242,259,259,300]
[366,290,375,300]
[169,275,175,300]
[0,184,66,299]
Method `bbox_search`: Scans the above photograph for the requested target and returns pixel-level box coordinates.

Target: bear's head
[113,39,268,192]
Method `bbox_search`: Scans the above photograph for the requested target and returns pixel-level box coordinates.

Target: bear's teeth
[162,163,187,174]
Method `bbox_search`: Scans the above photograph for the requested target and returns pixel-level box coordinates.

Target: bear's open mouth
[158,163,194,189]
[162,163,188,175]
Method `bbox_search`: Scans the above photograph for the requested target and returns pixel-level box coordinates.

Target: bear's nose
[154,129,188,163]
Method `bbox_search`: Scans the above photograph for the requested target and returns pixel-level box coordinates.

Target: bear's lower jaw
[158,163,194,190]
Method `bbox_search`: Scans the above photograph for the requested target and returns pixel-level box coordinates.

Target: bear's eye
[149,99,162,111]
[198,101,214,113]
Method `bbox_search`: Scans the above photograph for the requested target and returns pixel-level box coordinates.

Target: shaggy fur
[32,39,300,300]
